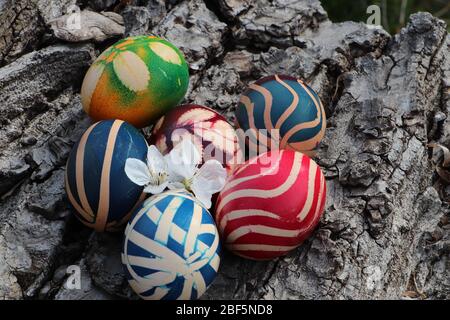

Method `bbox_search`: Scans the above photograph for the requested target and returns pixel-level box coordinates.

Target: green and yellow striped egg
[81,36,189,128]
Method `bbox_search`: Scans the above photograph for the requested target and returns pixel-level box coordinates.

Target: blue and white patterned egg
[122,191,221,300]
[235,74,326,156]
[65,119,148,232]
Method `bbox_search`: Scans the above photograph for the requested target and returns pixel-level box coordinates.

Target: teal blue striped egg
[235,75,326,155]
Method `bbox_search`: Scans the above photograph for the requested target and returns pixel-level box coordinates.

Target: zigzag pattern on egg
[215,150,326,260]
[236,75,326,155]
[65,120,148,232]
[122,191,221,300]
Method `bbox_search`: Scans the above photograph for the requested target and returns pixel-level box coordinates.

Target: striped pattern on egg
[65,120,148,232]
[235,75,326,156]
[215,150,327,260]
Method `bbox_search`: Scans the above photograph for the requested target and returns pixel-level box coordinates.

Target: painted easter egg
[81,35,189,128]
[235,75,326,155]
[215,149,326,260]
[149,104,243,172]
[65,120,148,232]
[122,190,221,300]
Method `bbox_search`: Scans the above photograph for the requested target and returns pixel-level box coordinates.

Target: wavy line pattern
[236,75,326,154]
[122,191,221,300]
[215,150,327,260]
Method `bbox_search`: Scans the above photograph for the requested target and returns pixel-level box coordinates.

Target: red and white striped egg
[215,149,326,260]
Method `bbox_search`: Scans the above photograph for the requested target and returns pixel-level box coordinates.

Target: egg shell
[65,120,148,232]
[81,35,189,128]
[215,149,326,260]
[122,190,221,300]
[235,75,326,155]
[149,104,243,172]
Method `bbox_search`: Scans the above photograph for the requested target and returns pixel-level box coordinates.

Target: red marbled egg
[149,104,243,172]
[215,149,326,260]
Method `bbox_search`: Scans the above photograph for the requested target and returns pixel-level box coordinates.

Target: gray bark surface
[0,0,448,300]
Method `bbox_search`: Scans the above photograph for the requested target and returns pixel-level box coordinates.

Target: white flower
[164,138,202,184]
[125,139,227,209]
[125,145,169,194]
[190,160,227,209]
[165,139,227,209]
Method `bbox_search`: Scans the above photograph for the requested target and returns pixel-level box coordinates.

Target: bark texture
[0,0,448,300]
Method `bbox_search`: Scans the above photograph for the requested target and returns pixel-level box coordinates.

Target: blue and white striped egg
[122,191,221,300]
[235,75,326,156]
[65,119,148,232]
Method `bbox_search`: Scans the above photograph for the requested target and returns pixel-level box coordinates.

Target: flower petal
[147,145,167,174]
[125,158,151,186]
[164,154,184,183]
[166,138,200,179]
[191,160,227,209]
[167,181,185,190]
[178,138,202,167]
[144,181,168,195]
[194,160,227,193]
[191,185,212,209]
